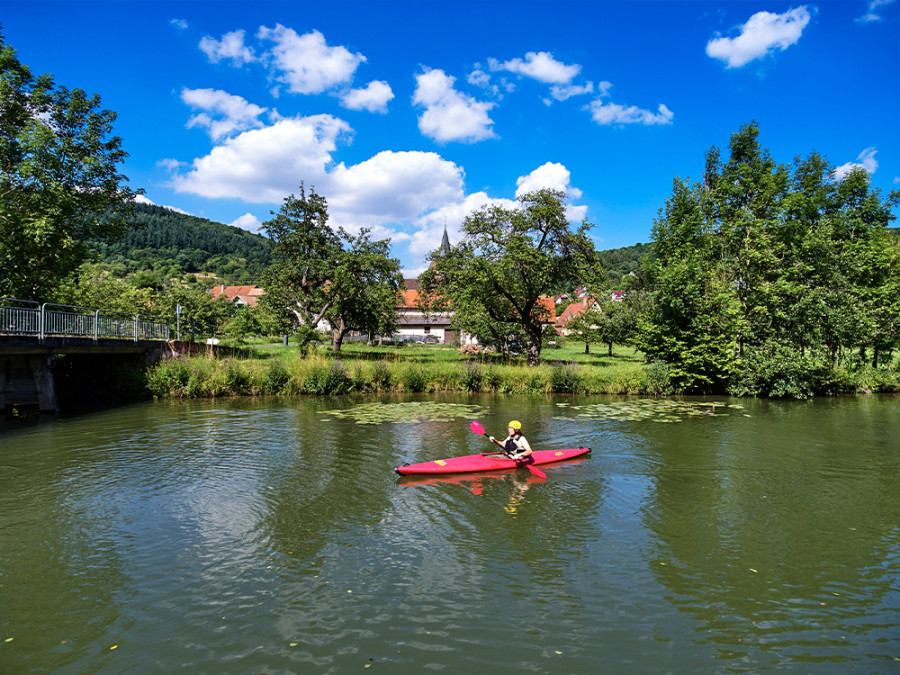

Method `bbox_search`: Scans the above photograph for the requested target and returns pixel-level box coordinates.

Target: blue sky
[4,1,899,274]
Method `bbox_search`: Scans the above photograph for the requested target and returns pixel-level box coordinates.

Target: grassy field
[147,340,663,398]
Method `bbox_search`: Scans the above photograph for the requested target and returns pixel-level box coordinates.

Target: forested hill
[88,202,652,288]
[598,242,650,287]
[91,203,272,284]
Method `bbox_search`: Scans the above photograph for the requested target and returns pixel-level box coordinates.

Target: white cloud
[516,162,582,199]
[340,80,394,112]
[589,100,674,126]
[547,81,598,103]
[230,213,263,233]
[489,51,581,84]
[516,163,587,222]
[834,147,878,180]
[328,151,466,227]
[857,0,897,23]
[257,25,365,94]
[199,29,257,66]
[170,19,188,31]
[413,68,496,143]
[706,7,812,68]
[181,88,268,139]
[133,193,190,215]
[170,115,351,202]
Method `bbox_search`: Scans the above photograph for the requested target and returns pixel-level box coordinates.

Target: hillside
[598,242,650,287]
[91,203,272,285]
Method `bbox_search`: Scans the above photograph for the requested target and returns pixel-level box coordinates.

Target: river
[1,394,898,673]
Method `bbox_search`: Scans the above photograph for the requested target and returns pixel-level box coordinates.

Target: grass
[147,340,654,398]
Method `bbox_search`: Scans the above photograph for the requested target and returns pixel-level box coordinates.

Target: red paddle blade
[470,420,486,436]
[524,463,547,479]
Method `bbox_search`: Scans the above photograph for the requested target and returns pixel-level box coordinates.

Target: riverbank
[144,342,900,398]
[145,343,664,397]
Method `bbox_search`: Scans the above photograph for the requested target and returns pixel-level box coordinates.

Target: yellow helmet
[508,420,522,430]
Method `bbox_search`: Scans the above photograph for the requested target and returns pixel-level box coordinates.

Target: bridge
[0,299,213,413]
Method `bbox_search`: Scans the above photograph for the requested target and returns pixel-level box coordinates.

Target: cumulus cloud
[834,147,878,180]
[199,29,257,66]
[327,151,466,230]
[170,115,351,202]
[515,163,587,221]
[706,7,812,68]
[857,0,897,23]
[181,88,268,139]
[230,213,263,233]
[413,68,496,143]
[589,100,674,126]
[489,51,581,84]
[258,25,365,94]
[170,19,188,31]
[547,81,599,103]
[340,80,394,112]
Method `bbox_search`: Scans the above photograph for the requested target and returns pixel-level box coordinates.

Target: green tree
[259,184,340,349]
[0,32,139,300]
[324,228,403,352]
[422,189,598,366]
[260,184,402,352]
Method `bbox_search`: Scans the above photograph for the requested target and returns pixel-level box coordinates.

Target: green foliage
[422,189,600,366]
[640,121,900,396]
[549,361,582,393]
[260,184,402,352]
[91,203,271,284]
[460,360,485,391]
[0,32,139,299]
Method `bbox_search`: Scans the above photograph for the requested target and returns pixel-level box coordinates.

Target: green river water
[1,394,898,673]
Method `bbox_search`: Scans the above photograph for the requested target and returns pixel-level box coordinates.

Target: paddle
[469,420,547,479]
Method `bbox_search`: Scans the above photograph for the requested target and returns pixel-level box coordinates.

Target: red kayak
[395,447,591,476]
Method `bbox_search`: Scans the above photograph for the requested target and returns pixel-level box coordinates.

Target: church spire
[440,221,451,254]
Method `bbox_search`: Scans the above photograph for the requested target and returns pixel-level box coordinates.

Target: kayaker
[489,420,533,461]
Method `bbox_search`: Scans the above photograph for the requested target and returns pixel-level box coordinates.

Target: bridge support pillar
[0,355,59,413]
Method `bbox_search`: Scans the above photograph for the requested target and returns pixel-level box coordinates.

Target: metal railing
[0,298,170,342]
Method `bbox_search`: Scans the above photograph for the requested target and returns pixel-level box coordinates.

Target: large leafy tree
[422,189,599,365]
[641,122,899,395]
[0,31,138,300]
[260,184,402,352]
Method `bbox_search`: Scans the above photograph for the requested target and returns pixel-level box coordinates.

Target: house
[554,293,571,305]
[611,290,626,302]
[211,285,264,308]
[555,296,600,337]
[395,278,461,344]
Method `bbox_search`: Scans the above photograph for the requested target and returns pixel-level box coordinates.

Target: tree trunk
[607,342,613,357]
[584,342,590,354]
[525,323,542,366]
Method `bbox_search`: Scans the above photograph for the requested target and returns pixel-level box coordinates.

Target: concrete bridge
[0,299,214,413]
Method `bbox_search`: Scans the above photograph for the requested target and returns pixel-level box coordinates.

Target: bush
[549,361,582,393]
[402,365,428,392]
[728,342,823,399]
[645,360,674,395]
[303,360,352,395]
[371,360,392,390]
[460,360,485,391]
[262,360,289,394]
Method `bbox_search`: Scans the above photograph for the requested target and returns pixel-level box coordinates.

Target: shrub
[371,360,392,390]
[262,360,289,394]
[550,361,582,393]
[402,365,428,392]
[645,360,674,395]
[460,360,485,391]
